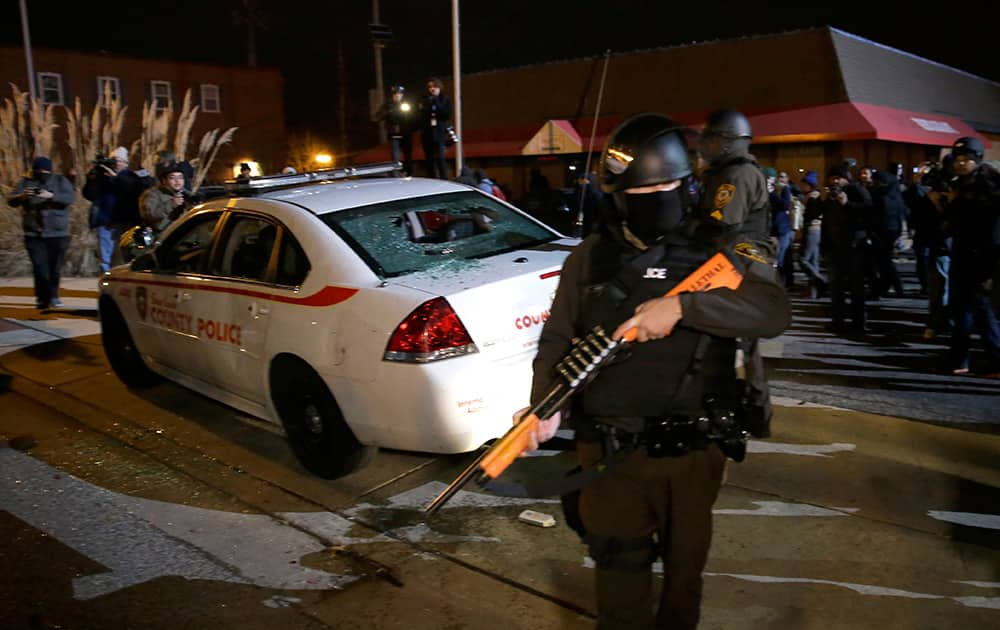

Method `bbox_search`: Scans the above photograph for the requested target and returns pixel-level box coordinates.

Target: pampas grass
[1,83,237,276]
[191,126,237,192]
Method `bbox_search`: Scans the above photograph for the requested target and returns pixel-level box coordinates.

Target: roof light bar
[226,161,403,194]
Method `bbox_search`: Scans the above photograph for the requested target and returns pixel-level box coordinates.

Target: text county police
[149,307,243,345]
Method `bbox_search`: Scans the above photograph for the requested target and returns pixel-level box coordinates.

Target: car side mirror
[131,252,157,271]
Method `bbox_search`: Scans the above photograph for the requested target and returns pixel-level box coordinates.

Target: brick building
[0,46,286,182]
[360,27,999,204]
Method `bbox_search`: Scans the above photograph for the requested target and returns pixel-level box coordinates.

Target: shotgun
[424,251,744,514]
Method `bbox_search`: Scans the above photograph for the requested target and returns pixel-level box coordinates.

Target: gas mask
[621,188,684,244]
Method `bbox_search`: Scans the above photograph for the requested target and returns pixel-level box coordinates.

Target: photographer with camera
[6,156,75,309]
[140,161,193,236]
[419,77,453,180]
[82,147,147,272]
[820,163,874,334]
[521,114,790,629]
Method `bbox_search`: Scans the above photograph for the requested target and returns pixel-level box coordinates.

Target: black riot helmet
[390,84,405,94]
[699,109,753,164]
[951,136,984,161]
[601,113,693,245]
[601,113,692,193]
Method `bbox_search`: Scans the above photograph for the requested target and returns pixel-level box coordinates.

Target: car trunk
[383,248,569,361]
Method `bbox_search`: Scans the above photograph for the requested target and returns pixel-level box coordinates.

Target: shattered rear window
[320,191,559,278]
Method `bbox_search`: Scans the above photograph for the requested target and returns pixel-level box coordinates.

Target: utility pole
[574,49,612,238]
[451,0,462,174]
[372,0,386,143]
[242,0,259,68]
[338,41,348,160]
[18,0,36,100]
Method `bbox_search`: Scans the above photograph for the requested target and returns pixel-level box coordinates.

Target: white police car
[98,164,575,478]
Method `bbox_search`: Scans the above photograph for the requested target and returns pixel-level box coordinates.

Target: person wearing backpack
[475,168,506,201]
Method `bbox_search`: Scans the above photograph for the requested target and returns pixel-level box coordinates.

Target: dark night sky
[4,1,997,152]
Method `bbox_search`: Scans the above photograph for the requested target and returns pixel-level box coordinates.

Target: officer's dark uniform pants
[577,439,726,629]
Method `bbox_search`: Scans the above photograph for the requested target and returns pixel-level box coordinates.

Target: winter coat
[9,173,75,238]
[83,168,148,227]
[419,94,453,143]
[870,172,909,237]
[140,186,191,233]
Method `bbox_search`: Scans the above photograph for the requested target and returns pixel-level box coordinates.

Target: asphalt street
[769,257,999,431]
[0,267,998,629]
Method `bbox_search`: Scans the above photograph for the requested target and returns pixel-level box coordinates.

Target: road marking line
[927,510,1000,530]
[704,573,1000,610]
[0,448,356,599]
[747,441,856,457]
[714,501,858,517]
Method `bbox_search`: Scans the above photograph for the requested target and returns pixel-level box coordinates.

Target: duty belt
[481,409,748,500]
[596,412,748,461]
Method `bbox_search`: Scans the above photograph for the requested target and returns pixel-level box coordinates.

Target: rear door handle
[249,302,270,318]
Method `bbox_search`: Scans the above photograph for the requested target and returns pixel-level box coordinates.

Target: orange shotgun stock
[424,251,744,514]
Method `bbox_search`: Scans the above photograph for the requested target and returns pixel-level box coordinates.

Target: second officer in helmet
[522,113,790,629]
[697,108,771,240]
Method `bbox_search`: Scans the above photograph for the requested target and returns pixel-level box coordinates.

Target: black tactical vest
[578,235,740,418]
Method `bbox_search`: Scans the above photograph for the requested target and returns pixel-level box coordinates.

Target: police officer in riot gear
[696,108,777,439]
[377,84,415,175]
[697,108,770,239]
[523,113,790,629]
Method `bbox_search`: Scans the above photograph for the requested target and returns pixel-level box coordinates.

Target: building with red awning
[358,27,998,204]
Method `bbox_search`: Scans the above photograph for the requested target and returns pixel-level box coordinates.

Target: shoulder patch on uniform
[734,242,768,264]
[714,184,736,211]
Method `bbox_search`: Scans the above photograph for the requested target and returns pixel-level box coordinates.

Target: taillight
[384,297,478,363]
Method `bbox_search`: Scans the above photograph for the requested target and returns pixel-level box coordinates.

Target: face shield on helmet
[602,113,692,193]
[601,113,694,244]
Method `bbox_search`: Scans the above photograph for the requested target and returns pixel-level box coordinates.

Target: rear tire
[99,299,161,388]
[272,360,376,479]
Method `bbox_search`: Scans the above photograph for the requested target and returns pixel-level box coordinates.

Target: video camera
[920,162,952,193]
[92,152,117,172]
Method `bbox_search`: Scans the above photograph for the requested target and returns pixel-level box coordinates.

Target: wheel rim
[302,398,324,435]
[106,313,136,363]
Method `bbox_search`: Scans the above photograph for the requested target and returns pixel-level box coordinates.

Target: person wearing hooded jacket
[943,136,1000,375]
[7,156,75,308]
[870,170,907,297]
[519,113,790,629]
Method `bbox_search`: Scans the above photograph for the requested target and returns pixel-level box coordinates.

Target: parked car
[98,166,576,478]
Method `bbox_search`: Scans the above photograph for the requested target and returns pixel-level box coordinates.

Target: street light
[314,153,333,166]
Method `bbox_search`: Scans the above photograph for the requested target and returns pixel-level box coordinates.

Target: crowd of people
[750,138,999,377]
[5,148,198,308]
[525,111,998,380]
